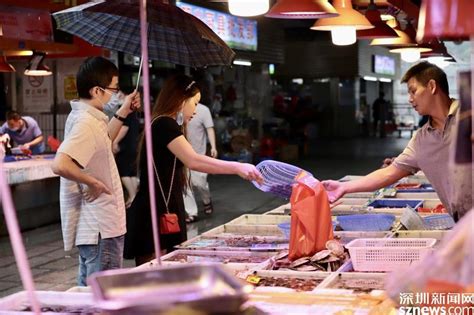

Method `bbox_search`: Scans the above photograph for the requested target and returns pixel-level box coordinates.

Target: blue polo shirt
[0,116,45,154]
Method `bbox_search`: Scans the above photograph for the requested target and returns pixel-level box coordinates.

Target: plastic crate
[345,238,436,272]
[367,199,423,209]
[336,214,395,231]
[423,214,455,230]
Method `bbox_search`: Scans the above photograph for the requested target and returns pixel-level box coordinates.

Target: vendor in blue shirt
[0,111,45,154]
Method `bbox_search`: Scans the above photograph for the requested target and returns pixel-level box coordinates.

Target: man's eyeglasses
[100,86,121,95]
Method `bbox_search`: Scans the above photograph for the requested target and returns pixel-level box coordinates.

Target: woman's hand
[236,163,263,184]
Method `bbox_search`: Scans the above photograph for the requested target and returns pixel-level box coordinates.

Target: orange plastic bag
[288,172,333,261]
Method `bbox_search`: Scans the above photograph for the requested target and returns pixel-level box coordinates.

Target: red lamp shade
[357,4,399,39]
[371,19,417,47]
[265,0,338,19]
[0,55,15,72]
[417,0,474,41]
[311,0,373,31]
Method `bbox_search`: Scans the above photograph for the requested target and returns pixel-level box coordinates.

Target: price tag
[246,275,261,284]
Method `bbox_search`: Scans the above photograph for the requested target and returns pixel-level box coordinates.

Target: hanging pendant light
[266,0,338,19]
[229,0,269,17]
[311,0,374,46]
[357,0,399,39]
[0,55,15,72]
[24,51,52,76]
[370,19,418,47]
[388,21,432,60]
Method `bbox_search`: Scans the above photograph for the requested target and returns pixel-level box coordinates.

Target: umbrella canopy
[53,0,235,67]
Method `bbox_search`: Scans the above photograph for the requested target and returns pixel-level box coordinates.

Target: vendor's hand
[84,179,111,202]
[118,90,141,116]
[210,148,218,158]
[236,163,263,184]
[322,180,346,203]
[19,144,30,150]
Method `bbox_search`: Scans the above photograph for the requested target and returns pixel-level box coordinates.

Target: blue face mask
[103,92,124,116]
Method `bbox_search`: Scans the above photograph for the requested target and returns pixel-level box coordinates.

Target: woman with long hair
[124,74,262,266]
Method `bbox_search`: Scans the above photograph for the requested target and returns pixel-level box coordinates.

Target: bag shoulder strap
[150,116,177,214]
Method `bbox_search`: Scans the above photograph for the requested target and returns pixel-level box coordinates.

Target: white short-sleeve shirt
[186,104,214,155]
[57,100,125,251]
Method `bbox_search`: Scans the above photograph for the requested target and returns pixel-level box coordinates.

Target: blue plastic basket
[277,222,291,239]
[423,214,455,230]
[367,199,423,209]
[337,214,396,231]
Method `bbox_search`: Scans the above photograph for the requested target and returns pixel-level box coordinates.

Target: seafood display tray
[203,223,285,237]
[246,270,330,292]
[138,250,276,270]
[227,214,290,226]
[318,272,386,293]
[177,234,288,251]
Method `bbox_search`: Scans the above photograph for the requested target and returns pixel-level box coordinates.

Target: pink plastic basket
[345,238,436,272]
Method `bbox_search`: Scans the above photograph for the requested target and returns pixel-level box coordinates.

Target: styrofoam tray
[390,230,448,241]
[263,203,291,215]
[202,224,285,237]
[246,270,331,292]
[318,272,386,293]
[227,214,291,226]
[0,291,95,313]
[176,235,289,251]
[333,231,388,245]
[137,250,276,270]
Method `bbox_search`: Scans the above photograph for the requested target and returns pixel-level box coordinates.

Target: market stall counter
[0,154,59,236]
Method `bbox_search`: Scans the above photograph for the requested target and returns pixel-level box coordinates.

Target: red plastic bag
[288,172,334,261]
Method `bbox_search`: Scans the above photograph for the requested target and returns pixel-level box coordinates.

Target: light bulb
[401,50,421,63]
[229,0,269,17]
[331,27,356,46]
[426,57,452,69]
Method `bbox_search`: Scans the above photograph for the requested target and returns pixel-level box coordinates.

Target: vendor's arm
[108,90,140,142]
[52,153,111,201]
[206,127,218,158]
[168,135,262,182]
[323,133,420,203]
[322,165,410,203]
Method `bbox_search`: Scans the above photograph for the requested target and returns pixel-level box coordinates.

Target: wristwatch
[113,113,127,122]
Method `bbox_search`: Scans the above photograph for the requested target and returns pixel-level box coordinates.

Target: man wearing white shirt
[51,57,140,286]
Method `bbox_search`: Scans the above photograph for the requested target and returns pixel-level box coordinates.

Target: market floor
[0,135,410,298]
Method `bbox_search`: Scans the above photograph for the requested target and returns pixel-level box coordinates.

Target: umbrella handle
[135,55,143,91]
